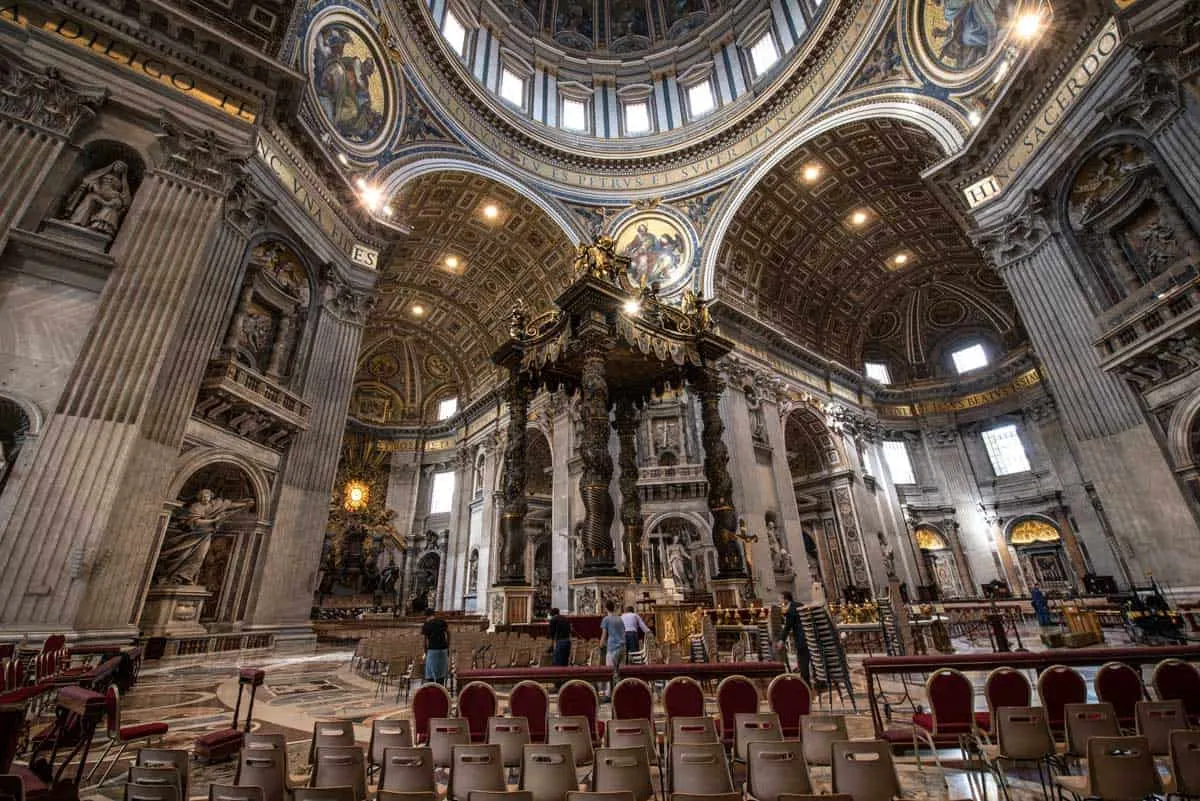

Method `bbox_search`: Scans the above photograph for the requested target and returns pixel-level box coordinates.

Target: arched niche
[1005,515,1072,593]
[1062,138,1200,309]
[410,551,441,613]
[784,406,841,478]
[219,239,318,391]
[0,393,38,498]
[145,458,269,629]
[913,523,964,600]
[50,138,146,250]
[642,515,709,594]
[526,427,553,498]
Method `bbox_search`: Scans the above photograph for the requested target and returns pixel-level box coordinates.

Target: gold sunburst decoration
[343,479,370,511]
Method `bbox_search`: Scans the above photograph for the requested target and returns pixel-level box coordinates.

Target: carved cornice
[923,425,960,448]
[971,191,1055,267]
[1023,393,1058,425]
[0,52,106,137]
[1101,55,1183,133]
[824,403,880,444]
[224,173,274,235]
[153,114,250,192]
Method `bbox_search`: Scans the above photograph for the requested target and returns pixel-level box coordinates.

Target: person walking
[777,591,811,683]
[1031,583,1052,627]
[620,605,651,663]
[422,607,450,685]
[548,607,572,666]
[600,601,625,667]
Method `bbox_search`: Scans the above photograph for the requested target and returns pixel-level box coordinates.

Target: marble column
[496,372,531,584]
[762,394,813,600]
[548,394,572,607]
[720,375,771,593]
[442,447,474,609]
[694,366,744,577]
[614,398,643,582]
[0,58,104,253]
[0,118,269,635]
[578,331,616,575]
[976,201,1200,587]
[246,269,371,636]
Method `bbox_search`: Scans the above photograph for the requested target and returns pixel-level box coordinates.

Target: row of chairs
[903,658,1200,762]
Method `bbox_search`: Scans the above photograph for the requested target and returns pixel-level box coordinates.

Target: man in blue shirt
[600,600,625,667]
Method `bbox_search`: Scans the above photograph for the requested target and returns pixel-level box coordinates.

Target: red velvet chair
[87,685,169,784]
[412,684,452,745]
[1037,664,1087,739]
[980,667,1032,740]
[663,677,705,722]
[511,681,550,743]
[766,674,811,739]
[1095,662,1145,730]
[906,668,984,768]
[715,675,759,749]
[1152,659,1200,724]
[612,679,654,722]
[557,680,602,745]
[458,682,498,743]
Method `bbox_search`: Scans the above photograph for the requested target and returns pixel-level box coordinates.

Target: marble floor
[16,622,1170,801]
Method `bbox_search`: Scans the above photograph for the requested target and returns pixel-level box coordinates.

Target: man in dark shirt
[422,608,450,685]
[777,591,811,683]
[548,607,572,666]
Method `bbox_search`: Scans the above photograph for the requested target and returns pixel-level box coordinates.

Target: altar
[488,236,749,621]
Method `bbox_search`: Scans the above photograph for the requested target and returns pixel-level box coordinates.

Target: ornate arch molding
[0,392,45,438]
[699,100,963,299]
[376,157,588,244]
[243,229,324,306]
[644,511,710,540]
[1004,513,1062,544]
[1165,389,1200,470]
[168,448,275,524]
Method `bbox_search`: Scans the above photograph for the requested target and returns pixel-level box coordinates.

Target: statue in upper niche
[64,160,133,240]
[153,489,254,586]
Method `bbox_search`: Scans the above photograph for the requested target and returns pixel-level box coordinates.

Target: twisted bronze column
[695,367,745,578]
[497,370,530,584]
[615,397,643,582]
[578,332,616,575]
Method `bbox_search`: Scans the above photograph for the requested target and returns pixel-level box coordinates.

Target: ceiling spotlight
[337,152,350,166]
[623,299,641,315]
[1014,11,1043,40]
[802,163,822,183]
[892,252,909,266]
[358,182,383,212]
[445,255,460,269]
[483,204,500,219]
[411,304,426,317]
[850,210,869,226]
[967,109,982,127]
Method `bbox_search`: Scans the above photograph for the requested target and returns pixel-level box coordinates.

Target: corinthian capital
[321,264,376,324]
[971,191,1054,267]
[1102,56,1183,133]
[0,54,105,136]
[153,114,248,192]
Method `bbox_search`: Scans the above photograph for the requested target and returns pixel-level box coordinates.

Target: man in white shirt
[620,605,650,663]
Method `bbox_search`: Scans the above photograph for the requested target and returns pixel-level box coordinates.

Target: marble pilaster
[442,448,474,609]
[762,395,813,600]
[549,396,572,608]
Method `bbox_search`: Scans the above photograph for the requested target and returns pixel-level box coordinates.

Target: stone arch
[167,449,273,520]
[1004,514,1073,592]
[784,406,843,477]
[700,101,963,299]
[376,157,587,244]
[644,513,710,590]
[0,393,39,497]
[525,426,553,498]
[1166,389,1200,470]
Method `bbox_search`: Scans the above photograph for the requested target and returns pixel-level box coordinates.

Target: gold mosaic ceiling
[354,172,576,422]
[715,118,1021,376]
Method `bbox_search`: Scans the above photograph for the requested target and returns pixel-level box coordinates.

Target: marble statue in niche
[63,160,132,240]
[666,536,693,589]
[153,489,254,585]
[767,515,793,575]
[467,549,479,593]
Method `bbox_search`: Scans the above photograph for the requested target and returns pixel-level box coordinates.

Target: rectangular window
[882,440,916,485]
[437,397,458,420]
[952,343,988,374]
[441,10,467,56]
[624,101,651,134]
[750,32,780,77]
[561,98,587,131]
[687,80,715,117]
[430,470,456,514]
[865,362,891,385]
[500,68,526,107]
[981,424,1031,476]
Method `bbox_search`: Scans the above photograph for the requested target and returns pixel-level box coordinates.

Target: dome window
[624,101,652,135]
[864,361,891,385]
[981,424,1031,476]
[500,68,526,109]
[437,396,458,421]
[882,440,915,485]
[687,80,715,118]
[750,32,780,77]
[951,343,988,374]
[561,98,588,132]
[441,10,468,57]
